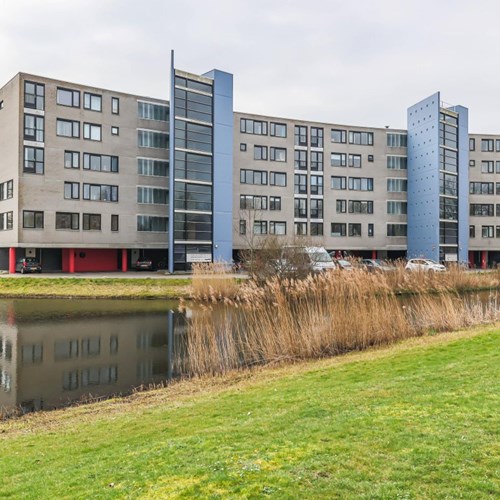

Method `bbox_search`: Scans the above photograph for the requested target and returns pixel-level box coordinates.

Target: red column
[481,250,488,270]
[371,250,377,259]
[8,247,16,274]
[122,249,128,272]
[69,249,75,273]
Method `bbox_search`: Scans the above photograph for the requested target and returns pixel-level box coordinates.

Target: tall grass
[180,270,500,377]
[190,262,240,301]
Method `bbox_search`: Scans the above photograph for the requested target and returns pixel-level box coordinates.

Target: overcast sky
[2,0,500,132]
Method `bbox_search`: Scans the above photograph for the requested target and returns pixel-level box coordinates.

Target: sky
[2,0,500,132]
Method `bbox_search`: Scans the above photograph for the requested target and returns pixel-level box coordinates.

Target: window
[349,200,373,214]
[440,148,458,172]
[24,81,44,110]
[83,184,118,202]
[469,160,476,167]
[294,150,307,169]
[56,212,79,230]
[62,370,79,390]
[254,145,268,160]
[22,344,43,364]
[253,221,268,234]
[331,153,346,167]
[439,122,457,148]
[387,224,407,236]
[469,182,494,195]
[57,88,80,107]
[440,172,457,196]
[387,178,407,192]
[295,222,307,236]
[138,129,169,149]
[387,201,407,215]
[349,177,374,191]
[240,143,247,151]
[83,153,119,173]
[348,154,362,168]
[470,204,494,216]
[336,199,346,213]
[331,129,346,143]
[270,196,281,211]
[24,147,44,174]
[311,127,324,148]
[469,225,475,238]
[331,176,347,190]
[270,172,287,186]
[64,151,80,169]
[331,223,346,237]
[137,215,168,232]
[138,101,169,121]
[240,118,268,135]
[269,221,286,235]
[497,183,500,195]
[111,215,119,232]
[469,138,475,151]
[482,225,494,238]
[83,213,101,230]
[0,180,13,201]
[240,195,267,210]
[83,123,102,141]
[138,158,168,177]
[270,147,287,162]
[83,93,102,112]
[174,120,211,152]
[349,223,362,237]
[310,222,323,236]
[295,125,307,146]
[481,161,494,173]
[240,169,268,185]
[81,337,101,357]
[310,199,323,219]
[111,97,120,114]
[368,155,374,162]
[497,204,500,217]
[270,122,286,137]
[24,114,44,142]
[368,223,374,237]
[294,198,307,218]
[310,175,323,195]
[349,131,373,146]
[111,126,119,136]
[0,212,13,231]
[174,88,213,123]
[387,133,407,147]
[23,210,43,229]
[311,151,323,171]
[294,174,307,194]
[64,182,80,200]
[387,156,407,170]
[481,139,494,152]
[56,119,79,138]
[239,220,246,235]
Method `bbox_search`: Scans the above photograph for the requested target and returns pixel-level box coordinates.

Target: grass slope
[1,327,499,499]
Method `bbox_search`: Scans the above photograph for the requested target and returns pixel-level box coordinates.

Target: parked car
[16,257,42,274]
[361,259,396,273]
[405,258,446,272]
[332,258,354,271]
[135,258,153,271]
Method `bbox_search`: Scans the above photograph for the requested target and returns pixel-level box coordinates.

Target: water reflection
[0,299,186,415]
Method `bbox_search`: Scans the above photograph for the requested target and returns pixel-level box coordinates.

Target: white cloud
[2,0,500,131]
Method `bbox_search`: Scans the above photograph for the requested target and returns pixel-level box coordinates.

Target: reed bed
[180,270,500,377]
[190,262,240,300]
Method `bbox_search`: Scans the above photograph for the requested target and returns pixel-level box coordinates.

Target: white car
[405,258,446,272]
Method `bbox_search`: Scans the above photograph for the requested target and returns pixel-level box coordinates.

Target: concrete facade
[1,67,500,271]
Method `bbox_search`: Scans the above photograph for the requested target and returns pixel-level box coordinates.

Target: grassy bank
[0,277,191,299]
[1,326,498,498]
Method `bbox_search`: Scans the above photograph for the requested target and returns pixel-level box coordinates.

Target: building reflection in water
[0,299,187,414]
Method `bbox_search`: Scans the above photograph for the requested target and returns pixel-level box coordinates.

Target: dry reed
[190,262,240,301]
[180,270,500,377]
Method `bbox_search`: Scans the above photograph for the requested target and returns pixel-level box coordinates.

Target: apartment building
[1,58,500,272]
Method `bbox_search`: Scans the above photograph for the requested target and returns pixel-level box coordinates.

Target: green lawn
[1,327,498,499]
[0,277,191,299]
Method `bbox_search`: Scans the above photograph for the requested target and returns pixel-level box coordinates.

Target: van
[278,246,335,276]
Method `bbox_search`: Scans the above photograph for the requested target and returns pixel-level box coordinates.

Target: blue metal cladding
[407,92,441,261]
[451,105,469,264]
[203,69,234,264]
